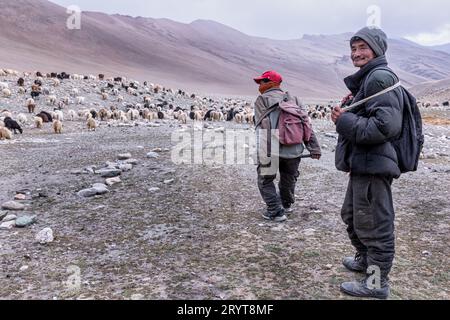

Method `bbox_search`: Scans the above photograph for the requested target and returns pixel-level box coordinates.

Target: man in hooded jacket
[254,71,322,222]
[332,27,404,299]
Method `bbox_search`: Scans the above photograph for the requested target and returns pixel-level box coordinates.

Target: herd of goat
[1,69,259,139]
[4,68,446,140]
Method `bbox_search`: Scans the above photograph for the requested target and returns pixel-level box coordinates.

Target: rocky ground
[0,76,449,300]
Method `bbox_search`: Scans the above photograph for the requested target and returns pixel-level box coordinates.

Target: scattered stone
[84,166,96,174]
[324,264,333,270]
[105,161,119,169]
[35,228,54,244]
[77,184,109,197]
[16,189,31,195]
[15,215,37,228]
[14,194,27,201]
[97,169,122,178]
[164,179,174,184]
[1,201,25,211]
[70,169,83,175]
[124,159,138,165]
[77,188,99,198]
[118,163,133,172]
[3,214,17,222]
[422,250,431,256]
[147,187,160,193]
[92,184,109,195]
[151,148,163,153]
[118,153,132,160]
[0,220,16,230]
[92,183,108,189]
[19,265,29,272]
[146,152,159,159]
[105,177,122,186]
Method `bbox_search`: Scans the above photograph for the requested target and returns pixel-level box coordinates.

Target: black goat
[4,117,23,134]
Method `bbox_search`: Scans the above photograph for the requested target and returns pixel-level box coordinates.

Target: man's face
[258,80,279,94]
[351,40,376,68]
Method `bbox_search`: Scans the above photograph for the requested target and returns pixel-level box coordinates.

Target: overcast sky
[50,0,450,46]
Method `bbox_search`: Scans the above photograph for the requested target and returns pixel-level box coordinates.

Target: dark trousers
[257,157,301,216]
[341,174,396,278]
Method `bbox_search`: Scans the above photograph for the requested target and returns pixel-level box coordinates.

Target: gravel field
[0,75,449,300]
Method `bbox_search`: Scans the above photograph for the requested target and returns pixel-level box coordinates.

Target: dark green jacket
[335,56,403,178]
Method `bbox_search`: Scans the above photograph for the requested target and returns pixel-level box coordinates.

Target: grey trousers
[257,157,301,216]
[341,174,396,278]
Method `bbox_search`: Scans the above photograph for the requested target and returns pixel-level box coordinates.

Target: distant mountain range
[431,43,450,54]
[1,0,450,99]
[410,78,450,102]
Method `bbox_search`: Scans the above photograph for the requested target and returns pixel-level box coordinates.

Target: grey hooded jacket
[254,88,321,160]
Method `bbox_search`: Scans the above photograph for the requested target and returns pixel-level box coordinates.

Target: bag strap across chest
[343,67,401,113]
[255,93,300,127]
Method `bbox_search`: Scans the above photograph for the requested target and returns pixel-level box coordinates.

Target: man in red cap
[254,70,321,222]
[254,71,284,95]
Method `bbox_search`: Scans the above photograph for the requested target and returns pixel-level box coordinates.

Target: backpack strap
[255,104,278,128]
[343,82,402,112]
[343,67,401,112]
[255,92,301,127]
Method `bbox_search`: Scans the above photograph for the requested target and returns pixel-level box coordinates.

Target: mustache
[352,56,364,61]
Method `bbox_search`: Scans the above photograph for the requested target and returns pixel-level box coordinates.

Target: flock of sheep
[417,101,450,108]
[1,68,405,141]
[0,69,265,140]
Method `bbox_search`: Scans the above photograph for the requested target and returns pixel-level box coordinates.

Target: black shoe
[261,211,287,222]
[343,253,368,273]
[340,278,390,300]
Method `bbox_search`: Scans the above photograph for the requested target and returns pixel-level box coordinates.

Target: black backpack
[393,87,424,173]
[363,67,425,173]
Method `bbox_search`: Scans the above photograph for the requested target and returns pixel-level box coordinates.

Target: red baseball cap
[254,70,283,84]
